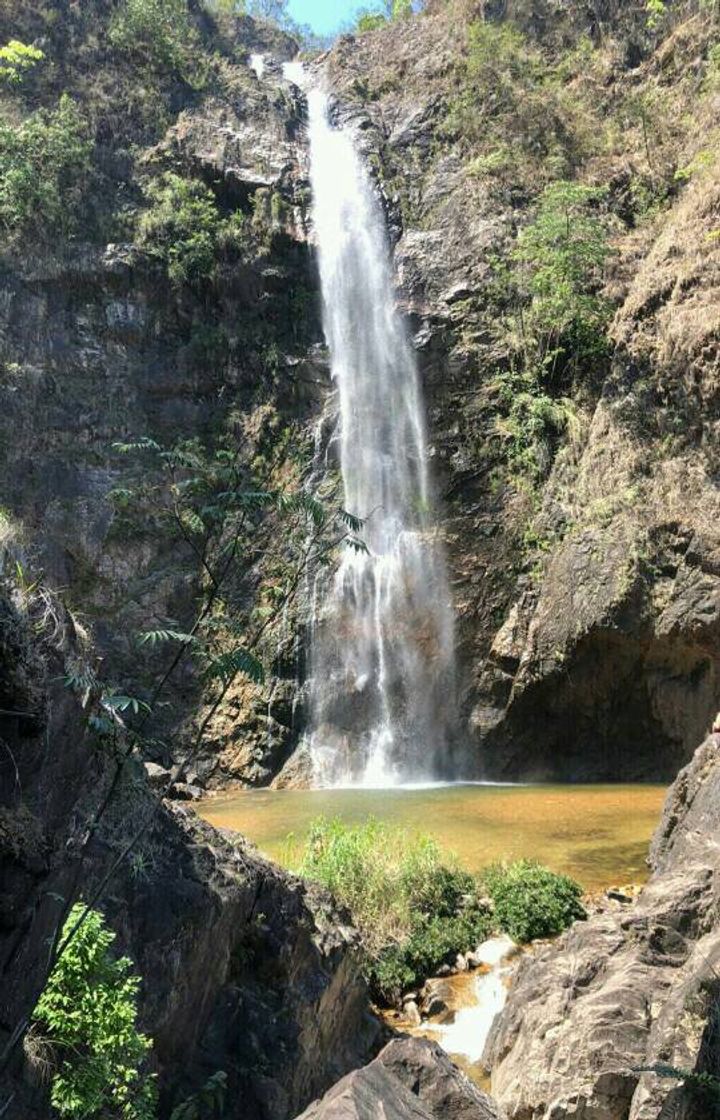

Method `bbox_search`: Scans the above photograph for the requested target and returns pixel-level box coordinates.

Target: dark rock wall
[0,584,378,1119]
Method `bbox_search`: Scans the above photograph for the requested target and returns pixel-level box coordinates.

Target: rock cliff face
[483,732,720,1120]
[0,582,378,1119]
[295,1036,501,1120]
[0,0,717,790]
[314,0,720,782]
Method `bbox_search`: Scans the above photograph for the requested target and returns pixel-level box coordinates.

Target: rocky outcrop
[483,731,720,1120]
[0,584,378,1119]
[295,1037,502,1120]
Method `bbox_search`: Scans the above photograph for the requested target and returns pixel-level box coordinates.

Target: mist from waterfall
[290,71,457,787]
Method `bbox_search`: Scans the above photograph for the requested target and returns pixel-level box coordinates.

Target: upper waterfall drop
[287,66,457,787]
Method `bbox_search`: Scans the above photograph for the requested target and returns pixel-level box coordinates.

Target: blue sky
[287,0,378,34]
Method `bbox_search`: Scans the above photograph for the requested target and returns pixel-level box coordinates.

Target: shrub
[356,10,388,31]
[135,172,245,286]
[109,0,196,74]
[0,39,44,85]
[33,904,156,1120]
[484,859,586,943]
[0,94,92,239]
[371,904,491,1004]
[513,180,612,362]
[295,817,491,1003]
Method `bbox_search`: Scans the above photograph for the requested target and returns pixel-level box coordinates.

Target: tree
[513,179,611,366]
[33,906,156,1120]
[0,39,44,84]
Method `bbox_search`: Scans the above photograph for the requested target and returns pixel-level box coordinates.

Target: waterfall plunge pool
[197,782,666,891]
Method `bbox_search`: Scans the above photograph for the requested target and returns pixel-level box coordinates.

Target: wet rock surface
[483,732,720,1120]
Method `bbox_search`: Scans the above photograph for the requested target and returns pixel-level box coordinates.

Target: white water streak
[286,66,456,787]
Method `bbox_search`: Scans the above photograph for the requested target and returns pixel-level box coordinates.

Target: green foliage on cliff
[446,21,595,182]
[514,180,612,363]
[0,94,92,239]
[484,860,586,942]
[135,173,245,286]
[0,39,44,85]
[295,817,491,1002]
[109,0,196,74]
[33,905,157,1120]
[490,180,612,485]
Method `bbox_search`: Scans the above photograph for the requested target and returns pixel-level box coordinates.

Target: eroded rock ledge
[484,732,720,1120]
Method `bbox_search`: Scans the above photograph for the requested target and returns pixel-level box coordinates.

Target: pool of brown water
[198,782,667,890]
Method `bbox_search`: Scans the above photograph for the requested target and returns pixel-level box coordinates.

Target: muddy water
[198,782,666,890]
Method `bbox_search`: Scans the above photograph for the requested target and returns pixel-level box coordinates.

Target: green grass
[292,818,586,1004]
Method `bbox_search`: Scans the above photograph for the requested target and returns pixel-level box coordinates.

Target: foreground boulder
[0,586,378,1120]
[484,732,720,1120]
[295,1036,501,1119]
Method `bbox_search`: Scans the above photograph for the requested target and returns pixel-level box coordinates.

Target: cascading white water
[287,68,457,787]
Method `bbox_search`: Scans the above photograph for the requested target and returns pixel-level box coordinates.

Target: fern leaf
[337,509,364,532]
[138,629,196,647]
[204,647,265,685]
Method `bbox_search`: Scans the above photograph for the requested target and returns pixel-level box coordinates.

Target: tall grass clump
[295,817,492,1003]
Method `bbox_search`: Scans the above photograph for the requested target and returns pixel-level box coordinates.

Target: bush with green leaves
[135,173,245,286]
[0,94,92,239]
[513,180,612,366]
[33,904,157,1120]
[0,39,44,85]
[109,0,197,74]
[294,817,491,1003]
[493,365,575,484]
[483,859,586,943]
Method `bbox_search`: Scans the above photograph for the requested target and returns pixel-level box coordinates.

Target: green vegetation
[295,817,490,1002]
[446,22,596,184]
[484,859,586,942]
[513,180,612,368]
[33,905,156,1120]
[135,173,245,286]
[493,367,576,485]
[109,0,196,74]
[488,181,611,486]
[294,818,585,1003]
[0,94,92,239]
[355,0,414,33]
[0,39,44,84]
[170,1072,227,1120]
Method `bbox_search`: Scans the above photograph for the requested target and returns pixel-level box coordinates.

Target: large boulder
[483,731,720,1120]
[295,1037,502,1120]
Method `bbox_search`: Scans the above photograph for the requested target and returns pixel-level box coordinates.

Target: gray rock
[295,1037,501,1120]
[144,761,171,788]
[484,733,720,1120]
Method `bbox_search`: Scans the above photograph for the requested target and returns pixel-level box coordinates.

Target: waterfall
[288,69,457,787]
